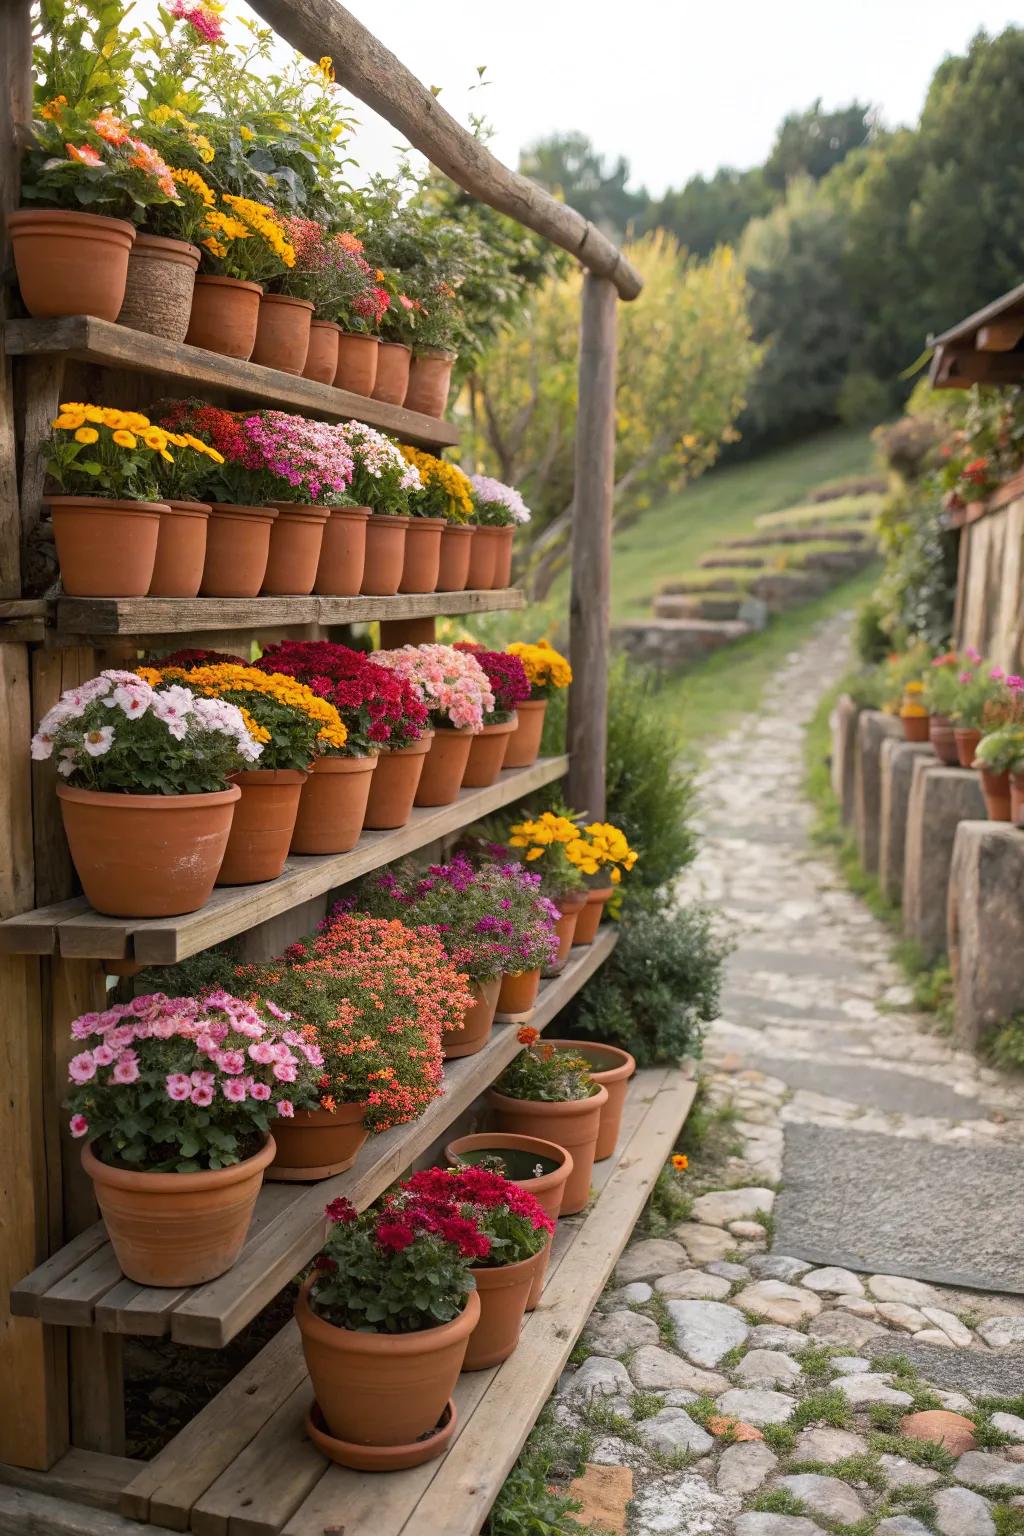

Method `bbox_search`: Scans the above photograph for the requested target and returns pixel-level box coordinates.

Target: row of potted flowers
[45,401,530,599]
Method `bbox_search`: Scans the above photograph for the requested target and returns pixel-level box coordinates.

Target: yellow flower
[204,446,225,464]
[41,94,67,121]
[316,54,335,83]
[525,847,544,861]
[112,429,137,449]
[102,409,127,429]
[167,432,189,448]
[239,126,254,142]
[507,640,572,692]
[142,427,169,451]
[53,412,85,430]
[73,427,99,444]
[172,166,216,206]
[203,236,228,259]
[124,412,151,430]
[159,448,175,463]
[83,405,104,424]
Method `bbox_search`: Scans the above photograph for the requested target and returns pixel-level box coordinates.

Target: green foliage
[486,1413,592,1536]
[790,1388,852,1430]
[519,132,647,244]
[983,1017,1024,1073]
[765,99,876,189]
[837,370,893,428]
[854,597,891,665]
[495,1043,597,1105]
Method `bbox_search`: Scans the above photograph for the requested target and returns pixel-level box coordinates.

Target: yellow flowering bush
[198,193,296,284]
[507,640,573,699]
[44,402,219,502]
[144,663,347,769]
[400,445,474,524]
[577,822,639,886]
[507,812,586,900]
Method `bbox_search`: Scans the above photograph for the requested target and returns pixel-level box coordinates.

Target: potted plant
[274,219,347,384]
[504,641,573,768]
[403,276,462,418]
[470,474,532,590]
[331,422,422,597]
[185,192,296,360]
[118,164,216,342]
[951,661,1014,768]
[238,412,355,596]
[899,681,929,743]
[507,810,589,964]
[372,280,420,405]
[974,721,1024,822]
[543,1041,636,1161]
[454,645,532,787]
[373,644,494,806]
[569,820,639,945]
[147,425,226,597]
[922,651,967,765]
[397,447,475,595]
[488,1029,607,1215]
[331,237,389,396]
[65,990,321,1284]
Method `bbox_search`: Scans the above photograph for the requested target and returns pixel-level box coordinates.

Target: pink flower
[248,1040,277,1065]
[1008,675,1024,691]
[275,1099,295,1118]
[112,1056,140,1084]
[190,1084,214,1107]
[166,1073,192,1101]
[990,666,1006,682]
[222,1080,247,1103]
[68,1051,96,1084]
[958,670,974,684]
[273,1061,297,1083]
[69,1114,89,1139]
[218,1050,246,1075]
[93,1043,115,1066]
[249,1082,271,1101]
[190,1070,215,1089]
[966,646,982,664]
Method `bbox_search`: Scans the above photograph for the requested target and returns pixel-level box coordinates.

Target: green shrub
[854,596,890,665]
[837,369,893,428]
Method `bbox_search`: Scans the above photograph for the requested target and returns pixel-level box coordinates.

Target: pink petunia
[248,1081,271,1101]
[218,1050,246,1075]
[68,1051,96,1084]
[190,1084,214,1107]
[275,1099,295,1118]
[112,1056,140,1084]
[69,1114,89,1139]
[93,1043,115,1066]
[222,1080,247,1103]
[166,1073,192,1101]
[248,1040,277,1065]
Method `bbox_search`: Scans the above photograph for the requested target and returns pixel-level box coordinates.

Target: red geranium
[255,640,428,753]
[454,643,531,719]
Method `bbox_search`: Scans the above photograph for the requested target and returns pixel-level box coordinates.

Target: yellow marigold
[82,405,104,424]
[172,166,216,206]
[239,125,254,142]
[222,195,296,267]
[41,95,67,121]
[400,445,474,522]
[142,427,169,451]
[112,429,138,449]
[239,707,270,744]
[507,640,572,691]
[154,663,347,748]
[102,409,128,429]
[53,412,85,430]
[316,54,335,83]
[74,427,99,445]
[203,237,228,259]
[124,412,151,430]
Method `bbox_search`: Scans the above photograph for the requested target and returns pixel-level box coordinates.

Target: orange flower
[671,1153,689,1171]
[517,1026,540,1046]
[66,142,102,167]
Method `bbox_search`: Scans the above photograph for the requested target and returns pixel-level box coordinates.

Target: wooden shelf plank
[4,317,459,449]
[0,756,568,962]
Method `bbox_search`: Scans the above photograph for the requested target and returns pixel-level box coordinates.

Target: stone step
[698,553,767,569]
[653,592,768,627]
[659,576,748,595]
[721,527,871,549]
[613,617,753,669]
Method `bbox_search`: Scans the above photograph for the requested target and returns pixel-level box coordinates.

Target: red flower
[325,1196,357,1224]
[375,1218,415,1252]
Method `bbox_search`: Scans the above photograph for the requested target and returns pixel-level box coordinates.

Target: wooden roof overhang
[929,280,1024,389]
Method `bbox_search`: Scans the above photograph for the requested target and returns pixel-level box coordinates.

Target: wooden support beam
[931,343,1024,389]
[976,320,1024,351]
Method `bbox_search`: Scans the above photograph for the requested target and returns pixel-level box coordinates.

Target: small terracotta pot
[148,500,210,598]
[185,274,263,360]
[463,1249,544,1370]
[251,293,314,374]
[504,698,548,769]
[1012,771,1024,827]
[262,503,330,595]
[117,233,200,342]
[929,713,959,767]
[58,783,240,918]
[491,525,515,589]
[290,754,378,855]
[415,725,474,807]
[466,525,500,590]
[371,341,411,405]
[305,1399,456,1471]
[546,1040,636,1162]
[9,208,135,320]
[497,968,541,1017]
[216,769,307,886]
[296,1277,479,1447]
[83,1134,274,1286]
[404,349,456,417]
[302,320,341,385]
[901,714,930,743]
[954,727,982,769]
[441,976,501,1059]
[552,892,587,964]
[314,505,370,596]
[486,1084,608,1215]
[461,716,517,789]
[49,495,162,597]
[980,766,1012,822]
[573,885,614,946]
[201,504,278,597]
[334,332,379,396]
[362,732,433,829]
[267,1102,368,1181]
[360,514,409,596]
[437,524,473,592]
[398,516,446,594]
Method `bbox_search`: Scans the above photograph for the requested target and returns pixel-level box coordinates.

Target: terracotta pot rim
[545,1039,637,1082]
[46,495,166,514]
[131,233,201,266]
[469,1248,545,1285]
[194,273,264,294]
[311,317,342,331]
[297,1275,480,1354]
[383,731,434,757]
[517,698,548,712]
[309,752,379,772]
[413,346,458,361]
[208,503,279,521]
[233,768,309,785]
[470,524,503,540]
[261,293,315,312]
[557,892,588,915]
[442,523,473,539]
[10,207,136,237]
[379,340,412,355]
[83,1133,275,1190]
[584,885,615,902]
[278,1102,366,1127]
[367,511,411,524]
[487,1083,609,1116]
[477,716,518,737]
[407,515,447,529]
[57,783,240,809]
[445,1132,574,1193]
[338,329,379,343]
[270,502,332,523]
[433,723,476,736]
[305,1398,457,1469]
[163,500,211,517]
[327,504,371,520]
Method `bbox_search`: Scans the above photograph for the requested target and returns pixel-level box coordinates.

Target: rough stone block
[879,739,935,904]
[948,820,1024,1049]
[830,694,861,825]
[902,763,986,962]
[612,618,750,671]
[854,710,904,870]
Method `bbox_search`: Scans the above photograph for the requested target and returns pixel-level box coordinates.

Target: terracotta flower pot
[267,1102,368,1181]
[185,274,263,360]
[545,1040,636,1162]
[398,516,446,594]
[148,500,210,598]
[929,713,959,766]
[57,783,240,918]
[262,504,330,595]
[305,1399,456,1472]
[415,725,474,807]
[901,714,930,743]
[461,716,517,789]
[302,320,341,385]
[504,698,548,769]
[572,885,614,946]
[9,208,135,320]
[466,525,500,590]
[954,727,982,769]
[296,1277,479,1447]
[362,732,433,829]
[491,525,515,589]
[83,1134,274,1286]
[251,293,314,374]
[290,754,378,855]
[360,514,409,596]
[441,976,501,1059]
[334,332,379,396]
[200,504,278,597]
[436,524,473,592]
[497,968,541,1017]
[444,1133,573,1310]
[314,505,370,596]
[49,495,162,597]
[216,769,307,886]
[552,892,587,964]
[1012,771,1024,827]
[117,233,200,342]
[371,341,411,405]
[486,1084,608,1215]
[980,766,1012,822]
[404,349,456,418]
[463,1249,544,1370]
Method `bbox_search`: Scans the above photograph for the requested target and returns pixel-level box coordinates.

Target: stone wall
[902,761,985,963]
[878,739,934,905]
[948,822,1024,1050]
[853,711,903,874]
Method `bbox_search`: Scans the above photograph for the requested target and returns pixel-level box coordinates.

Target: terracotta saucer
[305,1398,457,1471]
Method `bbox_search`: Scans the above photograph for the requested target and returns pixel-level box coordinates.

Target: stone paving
[551,614,1024,1535]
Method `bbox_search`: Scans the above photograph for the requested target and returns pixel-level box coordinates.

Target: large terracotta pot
[504,698,548,769]
[901,714,930,743]
[268,1102,368,1181]
[573,885,614,946]
[415,725,474,807]
[929,713,959,766]
[980,766,1012,822]
[462,1249,544,1370]
[185,275,263,360]
[441,976,501,1059]
[437,524,472,592]
[466,526,500,590]
[302,320,340,385]
[83,1134,274,1286]
[251,293,314,374]
[491,525,515,588]
[9,208,135,320]
[398,516,445,594]
[296,1277,479,1446]
[49,495,162,597]
[148,500,210,598]
[546,1041,636,1162]
[404,349,456,418]
[371,341,411,405]
[290,754,378,855]
[201,504,278,597]
[314,505,370,596]
[954,727,982,769]
[486,1084,608,1215]
[57,783,240,918]
[363,733,433,829]
[334,332,379,396]
[117,233,200,342]
[497,968,541,1017]
[216,769,307,886]
[461,716,517,789]
[552,892,587,964]
[1012,770,1024,827]
[262,504,329,595]
[360,514,409,596]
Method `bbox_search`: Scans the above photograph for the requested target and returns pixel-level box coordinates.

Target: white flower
[31,732,55,760]
[83,726,115,757]
[112,682,152,719]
